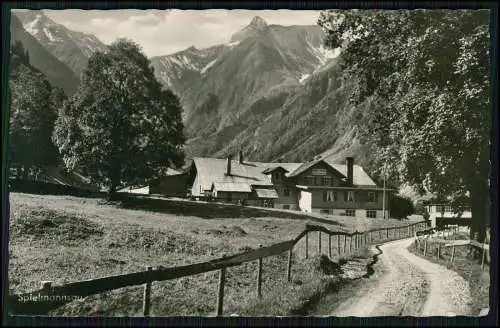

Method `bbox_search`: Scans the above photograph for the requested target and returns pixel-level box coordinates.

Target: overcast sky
[37,10,322,57]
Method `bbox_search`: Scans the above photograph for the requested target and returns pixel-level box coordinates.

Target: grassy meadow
[8,192,414,316]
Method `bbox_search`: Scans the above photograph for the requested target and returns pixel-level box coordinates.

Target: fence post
[437,243,441,259]
[450,246,456,263]
[328,234,332,258]
[408,225,410,237]
[318,231,322,254]
[337,234,341,254]
[142,266,152,316]
[481,244,486,270]
[364,232,367,246]
[217,266,226,316]
[386,228,389,239]
[423,239,427,256]
[305,232,309,259]
[40,281,52,297]
[379,229,382,240]
[41,281,52,290]
[287,248,293,282]
[343,234,347,253]
[256,245,263,298]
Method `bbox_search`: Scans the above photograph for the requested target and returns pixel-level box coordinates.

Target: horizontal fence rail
[9,220,430,316]
[414,225,490,269]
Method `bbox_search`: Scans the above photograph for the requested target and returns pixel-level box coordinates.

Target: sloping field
[8,192,412,316]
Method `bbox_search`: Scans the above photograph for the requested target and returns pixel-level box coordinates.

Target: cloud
[44,9,323,57]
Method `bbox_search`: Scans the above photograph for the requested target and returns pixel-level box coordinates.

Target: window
[345,209,355,217]
[263,200,273,208]
[312,168,327,176]
[274,171,282,180]
[283,205,290,210]
[323,176,332,186]
[345,191,355,202]
[367,192,377,203]
[320,209,330,214]
[284,188,290,197]
[323,190,336,202]
[366,210,377,218]
[304,176,315,185]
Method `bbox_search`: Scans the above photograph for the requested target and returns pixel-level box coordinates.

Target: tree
[53,38,185,199]
[9,42,61,179]
[318,10,490,240]
[390,195,416,220]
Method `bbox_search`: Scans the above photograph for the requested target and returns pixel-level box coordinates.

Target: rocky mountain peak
[249,16,268,30]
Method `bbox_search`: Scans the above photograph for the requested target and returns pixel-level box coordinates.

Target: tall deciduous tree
[318,10,490,240]
[9,42,61,179]
[53,38,185,199]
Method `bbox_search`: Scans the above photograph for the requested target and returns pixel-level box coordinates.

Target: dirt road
[331,238,474,317]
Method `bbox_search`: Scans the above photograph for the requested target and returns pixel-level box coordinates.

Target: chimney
[346,157,354,186]
[226,155,232,176]
[239,150,244,164]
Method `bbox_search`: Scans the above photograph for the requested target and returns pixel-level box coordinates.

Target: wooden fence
[8,220,430,316]
[414,225,490,269]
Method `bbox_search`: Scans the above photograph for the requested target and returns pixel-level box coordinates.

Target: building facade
[425,203,472,228]
[186,152,394,219]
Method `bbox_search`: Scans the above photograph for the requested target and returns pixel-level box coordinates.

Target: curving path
[331,238,474,317]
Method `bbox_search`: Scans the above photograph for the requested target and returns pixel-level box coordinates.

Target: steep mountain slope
[185,56,371,165]
[9,14,79,96]
[165,17,370,167]
[13,10,107,76]
[151,17,338,137]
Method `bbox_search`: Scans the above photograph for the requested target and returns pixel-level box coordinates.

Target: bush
[390,195,415,219]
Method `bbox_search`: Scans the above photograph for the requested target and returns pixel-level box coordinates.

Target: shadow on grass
[115,194,343,227]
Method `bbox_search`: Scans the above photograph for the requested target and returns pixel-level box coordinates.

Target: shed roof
[213,182,252,193]
[254,188,279,199]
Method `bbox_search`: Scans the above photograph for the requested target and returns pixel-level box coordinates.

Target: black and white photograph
[4,5,494,320]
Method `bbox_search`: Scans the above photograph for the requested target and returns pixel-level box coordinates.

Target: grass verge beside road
[407,236,490,315]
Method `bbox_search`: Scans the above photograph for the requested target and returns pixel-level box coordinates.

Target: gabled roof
[262,166,290,174]
[323,159,377,187]
[287,159,333,178]
[191,157,302,196]
[191,156,377,196]
[288,158,377,187]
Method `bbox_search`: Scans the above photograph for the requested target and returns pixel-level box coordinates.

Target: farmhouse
[184,152,394,218]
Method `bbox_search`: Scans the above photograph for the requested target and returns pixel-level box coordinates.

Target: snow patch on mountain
[313,45,340,65]
[181,55,198,70]
[43,27,55,41]
[227,40,241,47]
[169,56,183,67]
[201,59,217,74]
[299,73,310,84]
[24,14,41,36]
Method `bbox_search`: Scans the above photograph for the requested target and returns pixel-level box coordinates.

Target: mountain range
[13,10,108,77]
[9,14,80,96]
[9,10,369,172]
